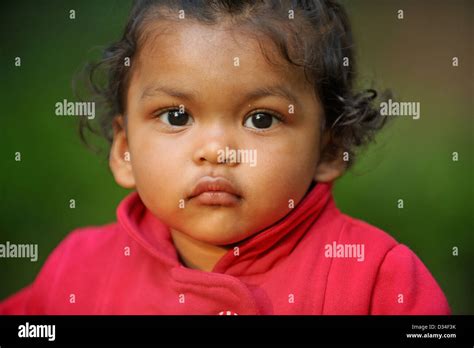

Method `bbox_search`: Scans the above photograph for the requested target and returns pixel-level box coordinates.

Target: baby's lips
[188,176,242,199]
[190,191,241,206]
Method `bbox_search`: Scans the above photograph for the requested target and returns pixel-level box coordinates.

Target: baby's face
[112,20,329,245]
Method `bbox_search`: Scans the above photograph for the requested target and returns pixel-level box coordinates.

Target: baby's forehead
[132,20,310,94]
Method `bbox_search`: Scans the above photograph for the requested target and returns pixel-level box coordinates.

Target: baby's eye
[243,112,281,130]
[157,109,193,127]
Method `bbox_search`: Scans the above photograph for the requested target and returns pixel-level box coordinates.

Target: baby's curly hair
[79,0,390,168]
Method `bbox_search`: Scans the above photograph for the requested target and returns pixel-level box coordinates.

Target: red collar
[117,181,335,276]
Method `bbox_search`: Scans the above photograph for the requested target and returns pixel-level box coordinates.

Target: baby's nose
[193,141,240,167]
[192,124,239,166]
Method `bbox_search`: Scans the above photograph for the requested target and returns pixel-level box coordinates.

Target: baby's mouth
[188,176,242,207]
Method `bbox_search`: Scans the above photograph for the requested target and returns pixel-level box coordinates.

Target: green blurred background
[0,0,472,313]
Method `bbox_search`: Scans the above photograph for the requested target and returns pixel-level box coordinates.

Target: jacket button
[218,311,238,315]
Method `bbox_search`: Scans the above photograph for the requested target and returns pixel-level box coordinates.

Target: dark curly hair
[79,0,390,168]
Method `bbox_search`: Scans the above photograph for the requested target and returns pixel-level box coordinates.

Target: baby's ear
[109,116,136,189]
[313,131,347,183]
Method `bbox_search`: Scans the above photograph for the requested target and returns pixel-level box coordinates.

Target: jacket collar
[117,181,335,276]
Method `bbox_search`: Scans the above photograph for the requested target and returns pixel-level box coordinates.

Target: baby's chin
[166,206,292,246]
[170,217,256,246]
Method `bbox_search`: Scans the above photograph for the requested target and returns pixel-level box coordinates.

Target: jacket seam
[319,217,346,314]
[367,243,400,314]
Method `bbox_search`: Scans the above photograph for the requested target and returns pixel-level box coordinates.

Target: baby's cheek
[240,174,301,231]
[253,146,315,196]
[131,155,182,213]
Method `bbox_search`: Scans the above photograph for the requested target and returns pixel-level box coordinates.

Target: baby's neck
[170,229,231,272]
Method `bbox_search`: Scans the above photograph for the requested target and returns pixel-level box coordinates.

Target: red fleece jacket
[0,182,450,314]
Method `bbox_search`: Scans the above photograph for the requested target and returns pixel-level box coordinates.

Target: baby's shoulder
[50,222,127,262]
[336,213,399,250]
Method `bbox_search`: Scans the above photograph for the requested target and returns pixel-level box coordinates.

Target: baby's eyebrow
[140,82,301,107]
[141,84,198,101]
[245,85,301,107]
